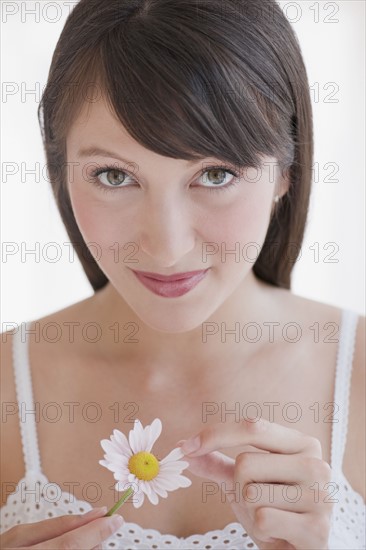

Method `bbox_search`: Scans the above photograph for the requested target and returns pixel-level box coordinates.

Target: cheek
[205,195,272,257]
[69,186,128,245]
[69,184,272,269]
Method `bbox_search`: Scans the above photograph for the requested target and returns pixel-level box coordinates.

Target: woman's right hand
[0,506,124,550]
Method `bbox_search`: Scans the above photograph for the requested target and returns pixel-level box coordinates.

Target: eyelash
[88,164,241,195]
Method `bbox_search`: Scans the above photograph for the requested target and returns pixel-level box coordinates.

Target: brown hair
[38,0,313,291]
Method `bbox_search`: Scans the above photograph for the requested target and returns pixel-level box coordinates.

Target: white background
[1,0,365,327]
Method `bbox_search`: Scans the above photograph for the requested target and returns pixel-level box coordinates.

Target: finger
[241,482,333,515]
[1,507,108,548]
[233,452,333,515]
[185,450,251,507]
[179,418,322,458]
[184,449,235,486]
[251,508,330,550]
[184,450,334,514]
[36,514,124,550]
[234,451,333,486]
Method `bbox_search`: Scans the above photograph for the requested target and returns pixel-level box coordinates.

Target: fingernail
[181,436,201,455]
[107,514,124,529]
[176,440,186,447]
[83,506,107,518]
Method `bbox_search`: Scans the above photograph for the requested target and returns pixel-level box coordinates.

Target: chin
[138,309,209,334]
[125,298,218,334]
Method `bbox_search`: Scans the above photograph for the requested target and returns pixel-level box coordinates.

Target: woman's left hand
[176,417,335,550]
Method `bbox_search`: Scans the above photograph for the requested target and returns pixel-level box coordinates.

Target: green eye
[199,167,238,190]
[89,164,240,194]
[104,169,127,186]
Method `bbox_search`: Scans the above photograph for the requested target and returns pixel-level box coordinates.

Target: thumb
[181,446,235,490]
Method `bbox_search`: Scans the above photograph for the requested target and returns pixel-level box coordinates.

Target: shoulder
[283,294,365,500]
[344,313,365,501]
[270,286,343,329]
[0,329,25,505]
[0,297,95,506]
[271,289,365,496]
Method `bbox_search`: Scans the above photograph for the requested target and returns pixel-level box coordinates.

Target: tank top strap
[330,308,360,472]
[12,321,43,476]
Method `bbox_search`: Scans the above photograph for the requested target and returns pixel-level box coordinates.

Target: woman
[1,0,365,549]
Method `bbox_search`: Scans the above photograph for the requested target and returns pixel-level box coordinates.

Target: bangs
[38,0,312,291]
[51,1,294,170]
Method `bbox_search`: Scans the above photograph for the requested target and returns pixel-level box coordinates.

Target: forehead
[67,96,133,149]
[66,94,277,173]
[66,97,203,170]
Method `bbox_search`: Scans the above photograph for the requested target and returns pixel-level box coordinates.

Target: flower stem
[104,487,134,516]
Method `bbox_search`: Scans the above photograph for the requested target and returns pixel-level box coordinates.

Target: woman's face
[66,98,285,333]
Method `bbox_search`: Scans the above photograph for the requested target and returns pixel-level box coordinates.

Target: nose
[139,191,196,267]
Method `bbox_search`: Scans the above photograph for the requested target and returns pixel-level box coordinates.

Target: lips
[131,269,208,282]
[131,268,210,298]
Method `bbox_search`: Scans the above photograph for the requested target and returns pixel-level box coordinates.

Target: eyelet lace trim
[0,472,257,549]
[1,470,365,549]
[2,312,365,549]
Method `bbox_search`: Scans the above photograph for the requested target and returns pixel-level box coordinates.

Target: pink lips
[131,268,210,297]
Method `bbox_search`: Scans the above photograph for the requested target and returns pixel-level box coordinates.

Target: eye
[197,166,239,192]
[88,164,241,194]
[89,166,134,192]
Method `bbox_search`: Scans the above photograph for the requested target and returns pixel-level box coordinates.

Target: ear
[277,161,291,199]
[270,162,291,217]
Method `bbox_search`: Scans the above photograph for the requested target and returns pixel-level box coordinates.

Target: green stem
[104,486,134,516]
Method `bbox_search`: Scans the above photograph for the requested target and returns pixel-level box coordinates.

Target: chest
[30,333,339,536]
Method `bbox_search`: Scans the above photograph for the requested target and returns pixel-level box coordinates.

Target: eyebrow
[78,146,136,165]
[77,146,203,166]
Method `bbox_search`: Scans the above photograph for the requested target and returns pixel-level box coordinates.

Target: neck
[91,270,282,384]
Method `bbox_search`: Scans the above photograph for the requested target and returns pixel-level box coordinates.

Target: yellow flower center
[128,451,160,481]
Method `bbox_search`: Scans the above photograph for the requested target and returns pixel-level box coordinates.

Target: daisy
[99,418,192,510]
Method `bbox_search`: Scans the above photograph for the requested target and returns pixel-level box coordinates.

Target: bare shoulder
[0,295,95,507]
[0,329,25,506]
[343,313,366,501]
[271,285,343,329]
[272,289,365,496]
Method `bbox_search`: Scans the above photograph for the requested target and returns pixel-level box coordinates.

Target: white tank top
[1,309,365,549]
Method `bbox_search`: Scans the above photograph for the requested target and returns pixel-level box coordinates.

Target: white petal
[133,489,145,509]
[150,480,168,498]
[144,418,162,452]
[140,480,152,496]
[104,461,129,474]
[176,475,192,487]
[142,424,153,452]
[104,452,129,466]
[110,466,130,478]
[113,467,133,481]
[129,419,144,454]
[110,431,131,452]
[100,439,119,454]
[150,418,163,445]
[115,479,136,495]
[160,447,185,464]
[115,479,129,491]
[157,472,192,491]
[109,453,129,464]
[155,475,182,491]
[103,463,124,474]
[159,462,189,473]
[139,480,159,505]
[111,441,132,458]
[112,428,130,450]
[146,489,159,505]
[101,442,131,463]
